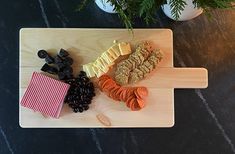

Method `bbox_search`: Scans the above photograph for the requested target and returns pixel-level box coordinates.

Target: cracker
[129,72,140,84]
[144,61,151,67]
[140,49,149,59]
[129,59,137,70]
[136,69,144,79]
[117,66,130,76]
[142,65,150,73]
[137,52,145,64]
[130,55,140,66]
[115,73,129,85]
[125,59,133,70]
[139,65,148,74]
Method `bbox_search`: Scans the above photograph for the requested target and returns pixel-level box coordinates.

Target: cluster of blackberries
[38,49,73,80]
[64,71,95,113]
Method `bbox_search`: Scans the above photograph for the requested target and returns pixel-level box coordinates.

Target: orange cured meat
[98,75,148,111]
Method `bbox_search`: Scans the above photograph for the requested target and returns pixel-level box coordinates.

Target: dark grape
[64,71,95,113]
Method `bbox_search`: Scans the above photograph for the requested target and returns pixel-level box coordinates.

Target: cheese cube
[83,63,95,78]
[119,42,132,55]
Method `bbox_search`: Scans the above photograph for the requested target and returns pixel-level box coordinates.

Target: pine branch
[169,0,187,20]
[108,0,133,30]
[139,0,156,24]
[194,0,235,9]
[139,0,155,17]
[75,0,235,29]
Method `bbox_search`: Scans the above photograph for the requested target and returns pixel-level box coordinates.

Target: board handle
[137,68,208,88]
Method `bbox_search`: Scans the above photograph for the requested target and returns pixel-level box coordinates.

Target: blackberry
[83,105,89,111]
[64,71,95,113]
[66,79,76,84]
[73,108,79,113]
[78,108,83,113]
[87,82,94,89]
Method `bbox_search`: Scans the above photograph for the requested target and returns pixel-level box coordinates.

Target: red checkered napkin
[21,72,70,118]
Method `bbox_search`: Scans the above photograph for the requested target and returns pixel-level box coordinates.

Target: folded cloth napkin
[21,72,70,118]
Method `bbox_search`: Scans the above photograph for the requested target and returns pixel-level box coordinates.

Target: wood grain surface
[19,28,207,128]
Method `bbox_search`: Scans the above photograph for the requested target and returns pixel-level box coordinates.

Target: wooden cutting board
[19,28,208,128]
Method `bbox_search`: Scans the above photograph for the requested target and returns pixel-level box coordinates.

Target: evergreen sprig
[169,0,187,20]
[139,0,156,24]
[108,0,133,30]
[77,0,235,29]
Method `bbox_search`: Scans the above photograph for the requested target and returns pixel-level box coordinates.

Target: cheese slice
[99,56,109,68]
[119,42,131,55]
[101,52,112,64]
[93,60,103,70]
[93,59,108,73]
[92,65,99,75]
[98,57,109,68]
[101,65,109,73]
[98,64,109,73]
[104,52,115,63]
[96,58,105,70]
[108,62,115,67]
[107,48,118,59]
[83,42,131,78]
[83,63,95,78]
[111,44,121,57]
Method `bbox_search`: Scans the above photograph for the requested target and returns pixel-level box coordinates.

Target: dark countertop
[0,0,235,154]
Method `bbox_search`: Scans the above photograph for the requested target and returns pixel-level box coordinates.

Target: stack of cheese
[83,42,132,78]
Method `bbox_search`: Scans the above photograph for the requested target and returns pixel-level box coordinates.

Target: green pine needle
[76,0,235,29]
[169,0,187,20]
